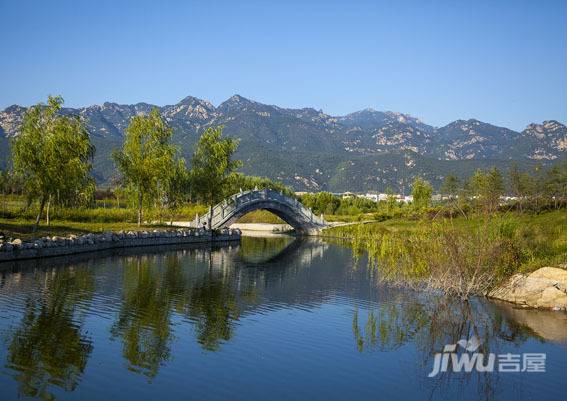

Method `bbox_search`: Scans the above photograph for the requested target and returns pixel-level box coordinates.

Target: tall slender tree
[113,108,176,226]
[470,168,504,214]
[11,96,94,229]
[190,127,241,228]
[411,177,433,211]
[509,163,534,211]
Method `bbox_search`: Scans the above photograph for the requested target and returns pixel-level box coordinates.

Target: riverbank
[320,210,567,309]
[0,228,241,263]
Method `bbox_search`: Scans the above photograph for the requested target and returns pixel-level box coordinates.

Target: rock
[490,266,567,309]
[4,243,13,252]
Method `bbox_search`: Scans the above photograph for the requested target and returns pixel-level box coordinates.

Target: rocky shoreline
[0,228,241,263]
[490,266,567,310]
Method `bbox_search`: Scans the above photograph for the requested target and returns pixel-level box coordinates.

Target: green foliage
[324,210,567,297]
[441,174,459,197]
[470,167,504,214]
[113,108,177,225]
[300,192,378,216]
[411,177,433,211]
[157,158,191,222]
[190,126,242,207]
[11,96,95,227]
[225,172,293,196]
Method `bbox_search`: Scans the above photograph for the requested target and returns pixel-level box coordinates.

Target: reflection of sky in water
[0,237,566,401]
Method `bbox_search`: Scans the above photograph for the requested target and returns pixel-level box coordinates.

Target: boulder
[490,266,567,310]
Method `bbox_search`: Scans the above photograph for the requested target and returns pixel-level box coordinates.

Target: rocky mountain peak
[177,95,215,110]
[0,95,565,191]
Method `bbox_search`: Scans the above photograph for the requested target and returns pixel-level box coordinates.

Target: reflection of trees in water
[111,255,187,379]
[187,271,240,351]
[352,299,429,353]
[6,267,94,401]
[111,251,245,378]
[353,296,537,353]
[109,238,331,377]
[352,295,540,401]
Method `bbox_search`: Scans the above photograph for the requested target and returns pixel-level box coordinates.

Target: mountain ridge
[1,94,565,192]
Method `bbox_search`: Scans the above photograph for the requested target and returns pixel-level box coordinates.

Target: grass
[233,210,285,224]
[0,218,169,241]
[0,195,207,240]
[324,209,567,275]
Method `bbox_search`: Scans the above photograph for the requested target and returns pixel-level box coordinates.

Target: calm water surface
[0,237,566,401]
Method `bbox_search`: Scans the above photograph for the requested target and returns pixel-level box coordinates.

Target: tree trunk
[34,195,47,231]
[46,194,52,226]
[208,204,213,231]
[137,189,143,227]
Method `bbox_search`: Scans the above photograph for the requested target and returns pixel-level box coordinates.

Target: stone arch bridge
[192,189,328,234]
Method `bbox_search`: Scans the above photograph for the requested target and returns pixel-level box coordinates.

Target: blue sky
[1,0,566,130]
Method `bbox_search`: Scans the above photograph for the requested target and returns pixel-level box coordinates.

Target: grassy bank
[0,218,173,241]
[0,195,296,240]
[323,210,567,298]
[0,195,210,240]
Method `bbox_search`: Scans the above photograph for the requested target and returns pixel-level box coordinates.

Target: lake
[0,236,566,401]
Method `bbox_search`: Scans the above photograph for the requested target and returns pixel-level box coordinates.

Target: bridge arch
[192,189,327,234]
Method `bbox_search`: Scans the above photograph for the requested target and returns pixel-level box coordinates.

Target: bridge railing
[194,189,327,228]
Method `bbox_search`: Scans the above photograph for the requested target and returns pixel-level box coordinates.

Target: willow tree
[11,96,94,229]
[113,108,176,226]
[190,127,241,228]
[470,168,504,214]
[411,177,433,211]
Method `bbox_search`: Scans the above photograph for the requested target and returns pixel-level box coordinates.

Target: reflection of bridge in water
[191,189,328,234]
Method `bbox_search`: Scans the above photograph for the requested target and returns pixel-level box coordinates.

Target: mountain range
[1,94,566,192]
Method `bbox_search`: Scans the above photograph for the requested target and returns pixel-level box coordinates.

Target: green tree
[470,168,504,214]
[509,163,534,211]
[113,108,176,226]
[190,126,241,228]
[411,177,433,211]
[225,172,292,196]
[441,174,459,198]
[542,163,567,209]
[0,169,9,213]
[385,186,397,214]
[163,158,191,224]
[11,96,94,229]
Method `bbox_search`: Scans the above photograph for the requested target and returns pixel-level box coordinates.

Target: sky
[1,0,566,130]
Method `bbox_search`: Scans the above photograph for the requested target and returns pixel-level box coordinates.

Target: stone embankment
[0,228,241,263]
[490,266,567,310]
